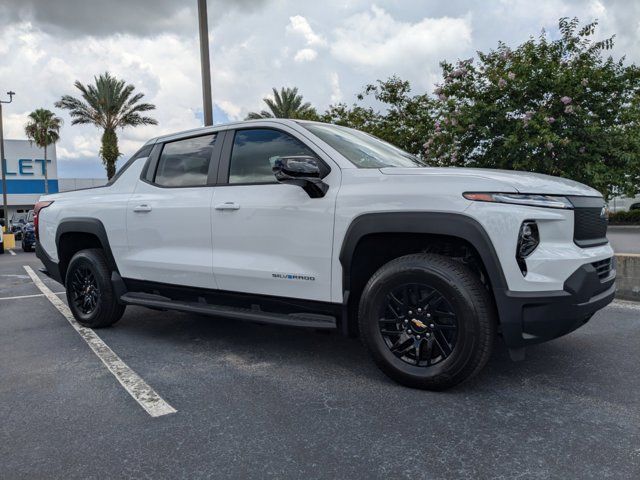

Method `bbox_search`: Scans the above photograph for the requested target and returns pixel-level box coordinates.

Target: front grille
[568,196,608,247]
[592,257,613,280]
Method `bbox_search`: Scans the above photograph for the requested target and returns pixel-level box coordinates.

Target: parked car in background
[0,225,4,254]
[11,223,24,241]
[21,222,36,252]
[10,212,29,240]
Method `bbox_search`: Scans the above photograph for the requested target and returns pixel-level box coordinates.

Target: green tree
[55,72,157,179]
[425,18,640,199]
[24,108,62,194]
[246,87,317,120]
[323,76,435,155]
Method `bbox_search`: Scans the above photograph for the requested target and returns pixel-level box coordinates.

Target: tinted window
[229,129,317,184]
[155,134,216,187]
[302,122,426,168]
[108,143,155,185]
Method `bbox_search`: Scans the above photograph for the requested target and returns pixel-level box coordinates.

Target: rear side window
[108,143,155,185]
[155,134,217,187]
[229,129,317,184]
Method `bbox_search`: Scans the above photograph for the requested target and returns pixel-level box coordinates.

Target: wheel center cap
[410,318,428,333]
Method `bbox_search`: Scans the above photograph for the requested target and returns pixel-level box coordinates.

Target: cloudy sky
[0,0,638,178]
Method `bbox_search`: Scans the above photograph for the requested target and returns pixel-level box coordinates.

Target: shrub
[608,210,640,225]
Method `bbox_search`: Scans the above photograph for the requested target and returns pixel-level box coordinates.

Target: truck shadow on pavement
[99,306,617,396]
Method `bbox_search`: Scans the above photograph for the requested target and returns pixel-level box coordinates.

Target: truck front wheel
[65,249,125,328]
[358,254,495,390]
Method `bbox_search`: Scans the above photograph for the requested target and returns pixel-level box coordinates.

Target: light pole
[0,91,15,232]
[197,0,213,126]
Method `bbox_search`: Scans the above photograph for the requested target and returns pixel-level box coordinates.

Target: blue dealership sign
[1,139,58,197]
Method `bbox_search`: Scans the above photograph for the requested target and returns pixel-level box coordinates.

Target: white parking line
[0,292,65,301]
[23,265,177,418]
[9,250,16,256]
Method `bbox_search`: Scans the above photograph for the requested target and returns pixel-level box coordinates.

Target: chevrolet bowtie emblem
[411,319,427,329]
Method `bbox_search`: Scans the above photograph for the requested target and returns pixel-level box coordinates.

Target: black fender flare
[338,211,509,304]
[56,217,119,275]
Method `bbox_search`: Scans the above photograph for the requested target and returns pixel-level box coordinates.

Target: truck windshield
[301,122,426,168]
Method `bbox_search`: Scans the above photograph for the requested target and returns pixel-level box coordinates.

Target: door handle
[215,202,240,211]
[133,204,152,213]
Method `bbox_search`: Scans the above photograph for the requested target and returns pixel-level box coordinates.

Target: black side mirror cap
[273,156,329,198]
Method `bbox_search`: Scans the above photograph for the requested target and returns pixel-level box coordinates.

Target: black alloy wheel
[358,253,495,390]
[69,266,101,315]
[379,283,458,367]
[65,249,125,328]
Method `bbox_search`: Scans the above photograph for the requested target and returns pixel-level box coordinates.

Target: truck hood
[380,167,601,197]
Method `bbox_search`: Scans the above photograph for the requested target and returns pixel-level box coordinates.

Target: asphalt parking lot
[1,247,640,479]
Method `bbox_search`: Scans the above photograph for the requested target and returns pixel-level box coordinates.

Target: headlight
[463,192,573,209]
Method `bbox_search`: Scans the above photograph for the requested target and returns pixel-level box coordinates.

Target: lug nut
[426,333,431,337]
[417,308,422,313]
[416,335,421,339]
[426,313,431,318]
[404,319,408,324]
[406,330,411,335]
[430,324,435,328]
[408,310,413,315]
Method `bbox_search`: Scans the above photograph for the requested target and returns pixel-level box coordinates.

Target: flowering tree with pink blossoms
[424,18,640,199]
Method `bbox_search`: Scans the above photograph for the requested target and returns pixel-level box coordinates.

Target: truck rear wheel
[65,249,125,328]
[358,253,495,390]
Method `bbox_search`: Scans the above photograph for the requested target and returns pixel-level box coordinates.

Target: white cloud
[57,133,101,160]
[0,23,204,172]
[1,1,639,177]
[217,99,242,120]
[331,6,472,70]
[287,15,327,46]
[294,48,318,62]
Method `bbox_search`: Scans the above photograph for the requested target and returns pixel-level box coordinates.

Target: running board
[120,292,337,330]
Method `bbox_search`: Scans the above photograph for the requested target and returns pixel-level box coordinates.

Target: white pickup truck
[35,119,615,389]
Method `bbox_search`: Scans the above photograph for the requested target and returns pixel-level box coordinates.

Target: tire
[65,249,125,328]
[22,243,31,252]
[358,253,495,390]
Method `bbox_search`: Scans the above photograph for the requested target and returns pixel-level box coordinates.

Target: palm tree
[24,109,62,194]
[55,72,157,179]
[246,87,317,120]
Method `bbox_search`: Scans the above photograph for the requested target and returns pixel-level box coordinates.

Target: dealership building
[1,139,105,222]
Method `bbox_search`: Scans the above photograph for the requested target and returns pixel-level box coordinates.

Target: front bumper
[495,258,616,348]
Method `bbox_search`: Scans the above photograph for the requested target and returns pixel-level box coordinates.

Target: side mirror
[272,156,328,198]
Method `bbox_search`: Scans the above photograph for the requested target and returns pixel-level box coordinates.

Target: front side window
[154,134,217,187]
[301,122,426,168]
[229,129,318,184]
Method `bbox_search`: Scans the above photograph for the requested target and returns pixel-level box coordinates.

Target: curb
[615,254,640,302]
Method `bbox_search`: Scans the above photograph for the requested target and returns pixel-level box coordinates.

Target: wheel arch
[56,218,119,282]
[338,212,509,335]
